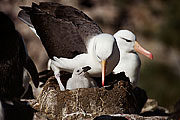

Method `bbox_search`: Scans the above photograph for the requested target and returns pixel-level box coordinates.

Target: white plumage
[113,30,153,86]
[66,66,97,90]
[51,33,120,88]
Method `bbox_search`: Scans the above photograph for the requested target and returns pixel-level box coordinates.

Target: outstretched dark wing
[19,2,103,59]
[38,2,103,41]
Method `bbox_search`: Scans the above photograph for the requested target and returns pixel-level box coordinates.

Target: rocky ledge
[18,72,170,120]
[26,72,149,120]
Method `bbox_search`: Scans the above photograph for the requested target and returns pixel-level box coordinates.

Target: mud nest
[28,72,147,120]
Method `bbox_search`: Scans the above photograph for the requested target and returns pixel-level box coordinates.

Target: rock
[133,87,148,113]
[94,114,168,120]
[140,99,169,116]
[141,99,159,113]
[29,73,144,120]
[21,75,169,120]
[168,98,180,119]
[32,112,48,120]
[94,115,128,120]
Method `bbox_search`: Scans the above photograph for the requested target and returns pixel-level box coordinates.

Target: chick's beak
[101,60,106,86]
[82,66,91,72]
[134,41,153,60]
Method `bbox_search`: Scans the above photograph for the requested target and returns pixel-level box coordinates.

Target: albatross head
[94,33,120,86]
[114,30,153,59]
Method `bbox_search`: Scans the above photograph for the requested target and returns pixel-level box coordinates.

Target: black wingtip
[18,10,34,28]
[32,2,39,8]
[19,2,39,13]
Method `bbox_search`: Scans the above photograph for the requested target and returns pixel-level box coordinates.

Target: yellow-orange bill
[101,60,106,86]
[134,41,153,60]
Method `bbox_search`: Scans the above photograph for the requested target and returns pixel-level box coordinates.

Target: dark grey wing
[19,3,87,59]
[39,2,103,43]
[19,2,103,58]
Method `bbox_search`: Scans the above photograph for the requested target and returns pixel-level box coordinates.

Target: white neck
[113,51,141,85]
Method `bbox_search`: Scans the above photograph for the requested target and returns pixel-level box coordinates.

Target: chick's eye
[77,70,80,72]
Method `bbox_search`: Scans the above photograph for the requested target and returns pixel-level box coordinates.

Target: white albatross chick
[66,66,97,90]
[113,30,153,86]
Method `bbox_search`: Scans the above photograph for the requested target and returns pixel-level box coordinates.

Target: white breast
[113,52,141,86]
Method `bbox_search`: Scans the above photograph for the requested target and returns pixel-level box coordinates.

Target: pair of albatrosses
[18,2,153,90]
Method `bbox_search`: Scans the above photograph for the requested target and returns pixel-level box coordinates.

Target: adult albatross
[113,30,153,86]
[18,2,120,89]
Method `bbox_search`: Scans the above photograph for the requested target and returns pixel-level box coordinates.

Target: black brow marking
[121,37,132,42]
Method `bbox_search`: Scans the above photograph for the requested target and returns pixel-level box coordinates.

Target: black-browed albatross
[113,30,153,86]
[18,2,120,89]
[0,12,39,99]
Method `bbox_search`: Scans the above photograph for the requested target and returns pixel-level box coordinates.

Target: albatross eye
[121,37,132,42]
[97,55,101,62]
[77,70,80,72]
[125,39,131,42]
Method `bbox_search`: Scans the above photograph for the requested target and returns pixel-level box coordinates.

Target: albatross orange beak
[101,60,106,86]
[134,41,153,60]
